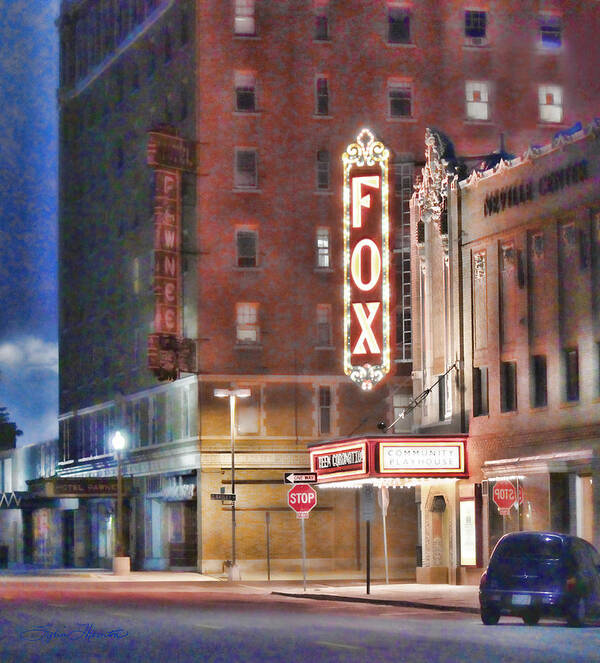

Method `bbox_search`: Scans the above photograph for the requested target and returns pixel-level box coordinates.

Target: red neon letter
[352,176,380,228]
[352,302,381,354]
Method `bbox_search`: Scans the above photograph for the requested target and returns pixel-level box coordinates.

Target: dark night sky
[0,0,59,444]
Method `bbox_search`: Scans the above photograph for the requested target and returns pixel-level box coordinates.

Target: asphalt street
[0,587,599,663]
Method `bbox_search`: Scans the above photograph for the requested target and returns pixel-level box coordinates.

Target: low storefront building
[308,434,473,584]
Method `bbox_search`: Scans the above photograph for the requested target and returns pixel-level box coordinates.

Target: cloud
[0,336,58,374]
[0,335,58,444]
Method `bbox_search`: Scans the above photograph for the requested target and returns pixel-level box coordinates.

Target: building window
[438,374,447,421]
[316,149,330,190]
[234,149,258,188]
[540,14,561,48]
[564,348,579,402]
[237,388,260,434]
[531,355,548,408]
[473,366,489,416]
[234,0,255,36]
[538,85,563,123]
[500,361,517,412]
[465,10,487,42]
[319,386,331,435]
[388,81,412,118]
[235,71,256,112]
[314,3,329,40]
[236,303,259,343]
[236,229,258,267]
[316,228,331,268]
[465,81,489,120]
[315,76,329,115]
[532,232,544,260]
[388,5,410,44]
[316,304,332,346]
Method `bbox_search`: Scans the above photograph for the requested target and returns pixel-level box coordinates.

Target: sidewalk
[0,568,481,614]
[270,582,480,614]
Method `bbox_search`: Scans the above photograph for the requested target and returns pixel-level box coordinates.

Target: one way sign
[284,472,318,484]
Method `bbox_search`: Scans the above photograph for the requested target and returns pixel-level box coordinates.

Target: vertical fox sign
[342,129,392,390]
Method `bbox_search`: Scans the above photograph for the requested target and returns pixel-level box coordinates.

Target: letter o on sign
[351,238,381,292]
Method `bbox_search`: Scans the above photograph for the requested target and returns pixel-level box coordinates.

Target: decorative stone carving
[416,129,455,235]
[473,252,486,280]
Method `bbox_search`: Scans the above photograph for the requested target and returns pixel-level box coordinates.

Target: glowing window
[234,0,255,36]
[466,81,489,120]
[316,228,331,268]
[540,14,561,48]
[538,85,563,123]
[236,303,259,343]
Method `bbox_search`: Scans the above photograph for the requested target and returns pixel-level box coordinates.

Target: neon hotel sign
[342,129,391,390]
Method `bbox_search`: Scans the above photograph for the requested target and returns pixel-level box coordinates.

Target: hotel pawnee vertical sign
[342,129,392,390]
[147,127,197,380]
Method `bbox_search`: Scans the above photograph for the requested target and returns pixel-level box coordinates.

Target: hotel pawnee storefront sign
[308,435,481,584]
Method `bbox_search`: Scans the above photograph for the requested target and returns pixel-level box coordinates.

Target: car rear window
[494,535,563,560]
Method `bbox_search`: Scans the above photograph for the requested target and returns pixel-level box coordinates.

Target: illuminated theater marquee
[342,129,391,390]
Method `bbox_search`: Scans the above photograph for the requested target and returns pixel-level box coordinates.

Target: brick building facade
[56,1,600,579]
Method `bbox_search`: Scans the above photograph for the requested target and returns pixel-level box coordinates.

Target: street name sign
[287,484,317,519]
[210,493,236,501]
[284,472,318,484]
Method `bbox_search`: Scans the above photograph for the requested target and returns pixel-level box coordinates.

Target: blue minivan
[479,531,600,626]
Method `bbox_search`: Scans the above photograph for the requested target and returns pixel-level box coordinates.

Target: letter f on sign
[352,176,380,228]
[352,302,381,354]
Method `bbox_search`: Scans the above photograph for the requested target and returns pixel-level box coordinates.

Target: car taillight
[566,576,577,592]
[480,572,488,589]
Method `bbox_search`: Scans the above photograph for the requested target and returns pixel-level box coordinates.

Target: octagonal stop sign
[288,484,317,519]
[493,479,516,514]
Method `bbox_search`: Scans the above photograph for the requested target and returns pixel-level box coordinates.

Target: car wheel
[481,606,500,625]
[566,597,586,627]
[522,610,540,626]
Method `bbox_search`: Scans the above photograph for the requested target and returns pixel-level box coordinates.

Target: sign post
[288,484,317,591]
[378,485,390,584]
[361,484,376,594]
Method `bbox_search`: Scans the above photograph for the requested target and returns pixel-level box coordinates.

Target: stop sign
[288,484,317,518]
[493,480,516,511]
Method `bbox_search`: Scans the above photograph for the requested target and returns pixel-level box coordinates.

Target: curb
[271,591,480,615]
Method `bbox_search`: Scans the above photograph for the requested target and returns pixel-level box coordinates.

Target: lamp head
[111,430,127,451]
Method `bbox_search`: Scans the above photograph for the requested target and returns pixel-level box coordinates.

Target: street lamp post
[214,387,250,581]
[111,430,129,575]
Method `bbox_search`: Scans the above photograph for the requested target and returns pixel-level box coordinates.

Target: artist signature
[20,623,128,642]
